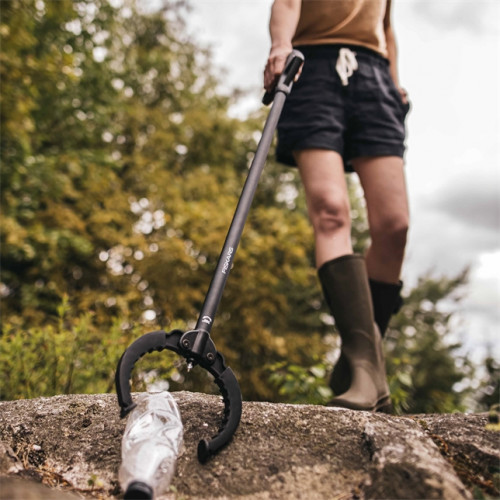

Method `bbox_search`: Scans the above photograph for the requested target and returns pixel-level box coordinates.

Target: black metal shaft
[195,91,287,333]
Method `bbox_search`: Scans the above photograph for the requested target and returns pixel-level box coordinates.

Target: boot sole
[327,394,393,414]
[375,396,393,414]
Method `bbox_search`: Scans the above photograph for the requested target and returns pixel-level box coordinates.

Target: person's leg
[351,156,409,284]
[295,149,389,411]
[294,149,352,267]
[328,156,408,399]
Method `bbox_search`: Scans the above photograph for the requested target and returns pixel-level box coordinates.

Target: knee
[371,215,409,254]
[310,195,351,237]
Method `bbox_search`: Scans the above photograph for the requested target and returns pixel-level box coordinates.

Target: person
[264,0,410,412]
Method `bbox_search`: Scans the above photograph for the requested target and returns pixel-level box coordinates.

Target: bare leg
[294,149,352,268]
[351,156,409,283]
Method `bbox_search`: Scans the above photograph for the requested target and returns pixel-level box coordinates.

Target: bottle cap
[124,481,154,500]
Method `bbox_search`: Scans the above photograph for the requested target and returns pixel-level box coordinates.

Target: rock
[0,476,81,500]
[0,441,23,476]
[0,392,498,499]
[414,413,500,498]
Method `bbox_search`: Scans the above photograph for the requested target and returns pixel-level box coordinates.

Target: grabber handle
[262,49,304,105]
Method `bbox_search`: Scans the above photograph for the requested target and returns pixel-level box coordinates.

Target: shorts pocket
[385,73,411,121]
[400,98,411,121]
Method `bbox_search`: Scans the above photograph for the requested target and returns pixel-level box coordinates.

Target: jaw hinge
[179,329,218,368]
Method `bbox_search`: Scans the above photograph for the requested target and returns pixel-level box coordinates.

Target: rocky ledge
[0,392,498,499]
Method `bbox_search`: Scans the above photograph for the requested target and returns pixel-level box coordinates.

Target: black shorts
[276,44,410,172]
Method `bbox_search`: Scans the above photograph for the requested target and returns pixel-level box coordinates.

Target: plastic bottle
[118,391,184,500]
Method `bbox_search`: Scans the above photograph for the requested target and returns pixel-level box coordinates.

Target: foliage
[267,361,333,405]
[0,0,479,411]
[1,0,231,326]
[0,295,182,400]
[385,271,474,414]
[475,356,500,412]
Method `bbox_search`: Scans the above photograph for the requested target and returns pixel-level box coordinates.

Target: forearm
[385,24,400,88]
[384,0,407,102]
[269,0,301,51]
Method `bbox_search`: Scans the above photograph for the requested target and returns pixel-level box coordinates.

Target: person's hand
[398,87,409,105]
[264,45,293,92]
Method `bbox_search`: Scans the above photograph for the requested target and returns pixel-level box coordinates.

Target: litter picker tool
[115,50,304,463]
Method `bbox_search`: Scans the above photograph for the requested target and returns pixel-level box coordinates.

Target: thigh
[295,149,353,265]
[351,156,409,230]
[294,149,350,213]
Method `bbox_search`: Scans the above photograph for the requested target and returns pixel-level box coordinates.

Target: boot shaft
[318,254,376,341]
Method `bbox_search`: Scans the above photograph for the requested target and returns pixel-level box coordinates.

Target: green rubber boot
[318,254,391,412]
[328,277,403,396]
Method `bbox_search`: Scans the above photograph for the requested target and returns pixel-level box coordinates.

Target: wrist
[271,41,293,52]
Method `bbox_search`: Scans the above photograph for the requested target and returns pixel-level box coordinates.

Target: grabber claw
[115,328,242,463]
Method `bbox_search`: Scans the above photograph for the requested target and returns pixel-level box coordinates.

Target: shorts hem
[347,144,406,161]
[277,144,406,170]
[277,138,343,168]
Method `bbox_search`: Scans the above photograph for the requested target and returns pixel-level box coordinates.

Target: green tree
[1,0,240,324]
[1,0,137,324]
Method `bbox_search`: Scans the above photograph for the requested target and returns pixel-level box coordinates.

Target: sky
[181,0,500,365]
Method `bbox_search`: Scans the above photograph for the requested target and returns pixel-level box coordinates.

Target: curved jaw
[115,329,242,463]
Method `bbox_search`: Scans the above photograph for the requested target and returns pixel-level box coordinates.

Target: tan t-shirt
[292,0,388,57]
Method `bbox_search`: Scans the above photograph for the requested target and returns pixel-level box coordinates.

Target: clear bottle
[119,391,184,500]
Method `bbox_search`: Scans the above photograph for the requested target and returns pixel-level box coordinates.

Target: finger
[398,87,408,104]
[264,63,276,91]
[264,57,283,91]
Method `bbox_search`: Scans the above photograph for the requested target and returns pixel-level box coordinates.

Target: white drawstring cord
[336,48,358,86]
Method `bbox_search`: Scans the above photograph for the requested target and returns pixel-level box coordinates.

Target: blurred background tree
[1,0,489,412]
